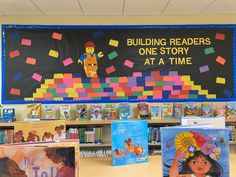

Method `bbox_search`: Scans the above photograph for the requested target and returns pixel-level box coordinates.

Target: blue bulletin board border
[2,24,236,104]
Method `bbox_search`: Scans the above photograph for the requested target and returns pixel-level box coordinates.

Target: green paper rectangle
[108,51,118,60]
[204,47,214,55]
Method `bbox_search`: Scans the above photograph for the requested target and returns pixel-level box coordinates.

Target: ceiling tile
[0,0,42,15]
[124,0,169,15]
[79,0,123,15]
[164,0,214,15]
[32,0,83,15]
[203,0,236,14]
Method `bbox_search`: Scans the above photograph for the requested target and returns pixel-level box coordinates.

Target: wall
[0,14,235,120]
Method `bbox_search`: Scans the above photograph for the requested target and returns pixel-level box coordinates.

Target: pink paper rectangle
[110,83,119,87]
[66,83,73,88]
[133,72,142,77]
[99,92,107,97]
[76,88,86,92]
[124,59,134,68]
[163,85,172,90]
[63,58,73,66]
[10,88,21,95]
[63,78,73,83]
[171,90,180,95]
[32,73,42,82]
[56,88,66,93]
[21,38,32,46]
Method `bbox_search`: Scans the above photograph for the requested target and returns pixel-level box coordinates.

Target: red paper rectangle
[9,50,20,58]
[52,32,62,40]
[21,38,32,46]
[216,56,226,65]
[26,57,36,65]
[10,88,21,95]
[106,65,116,74]
[215,33,225,40]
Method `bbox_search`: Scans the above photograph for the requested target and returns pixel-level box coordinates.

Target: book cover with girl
[161,126,229,177]
[27,104,41,120]
[0,140,79,177]
[91,104,102,120]
[111,120,148,166]
[150,105,162,120]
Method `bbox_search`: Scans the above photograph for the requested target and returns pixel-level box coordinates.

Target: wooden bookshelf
[0,122,15,127]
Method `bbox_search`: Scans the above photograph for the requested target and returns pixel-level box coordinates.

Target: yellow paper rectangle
[49,49,59,58]
[192,85,201,90]
[143,91,153,96]
[109,39,119,47]
[184,81,194,86]
[41,84,48,89]
[54,97,63,100]
[181,75,190,81]
[66,88,76,93]
[74,83,83,88]
[36,88,46,94]
[33,93,43,98]
[68,92,78,97]
[216,77,226,84]
[45,79,54,84]
[24,97,34,101]
[117,92,125,96]
[199,90,208,95]
[207,94,216,99]
[54,73,63,78]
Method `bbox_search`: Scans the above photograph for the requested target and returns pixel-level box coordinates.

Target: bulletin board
[1,24,235,104]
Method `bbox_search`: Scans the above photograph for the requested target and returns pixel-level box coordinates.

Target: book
[0,140,79,177]
[137,102,149,119]
[150,105,162,119]
[27,104,41,120]
[111,120,148,166]
[118,102,130,120]
[161,126,230,177]
[60,104,71,120]
[162,103,173,119]
[227,102,236,118]
[173,103,182,119]
[201,102,213,117]
[42,104,56,119]
[216,105,226,117]
[91,104,102,120]
[76,104,88,120]
[14,120,66,143]
[184,102,200,116]
[104,103,117,120]
[1,108,15,122]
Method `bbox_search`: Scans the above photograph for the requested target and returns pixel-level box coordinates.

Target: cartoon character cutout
[78,41,104,78]
[169,131,223,177]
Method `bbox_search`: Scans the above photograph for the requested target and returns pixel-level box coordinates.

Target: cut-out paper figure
[78,41,104,78]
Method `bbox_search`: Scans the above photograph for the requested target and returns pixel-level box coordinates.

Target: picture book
[173,103,182,119]
[184,102,200,116]
[201,102,213,117]
[216,105,226,117]
[104,103,117,120]
[76,104,88,120]
[0,140,79,177]
[1,108,15,122]
[137,102,149,119]
[161,126,229,177]
[162,103,173,119]
[14,120,66,143]
[27,104,41,120]
[91,104,102,120]
[111,120,148,166]
[118,102,130,120]
[227,102,236,118]
[42,104,56,119]
[60,104,71,119]
[150,105,162,119]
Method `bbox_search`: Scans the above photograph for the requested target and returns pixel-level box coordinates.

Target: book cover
[111,120,148,166]
[60,104,71,120]
[118,102,130,120]
[150,105,162,120]
[161,126,229,177]
[216,105,226,117]
[1,108,15,122]
[42,104,56,120]
[162,103,173,120]
[76,104,88,120]
[173,103,182,119]
[104,103,117,120]
[91,104,102,120]
[201,102,213,117]
[27,104,41,120]
[184,102,200,116]
[0,140,79,177]
[14,120,66,143]
[137,102,149,119]
[227,102,236,118]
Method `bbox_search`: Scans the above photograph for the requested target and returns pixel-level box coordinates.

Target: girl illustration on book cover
[169,131,223,177]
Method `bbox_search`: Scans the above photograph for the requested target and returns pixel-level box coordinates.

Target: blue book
[161,126,229,177]
[118,102,130,120]
[111,120,148,166]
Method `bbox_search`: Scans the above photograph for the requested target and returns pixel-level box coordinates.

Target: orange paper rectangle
[10,88,21,95]
[26,57,36,65]
[9,50,20,58]
[52,32,62,40]
[216,56,226,65]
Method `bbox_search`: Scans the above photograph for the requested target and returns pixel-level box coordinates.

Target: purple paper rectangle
[107,92,116,96]
[58,84,67,88]
[145,76,153,82]
[79,92,88,97]
[57,93,68,97]
[169,71,178,76]
[199,65,209,73]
